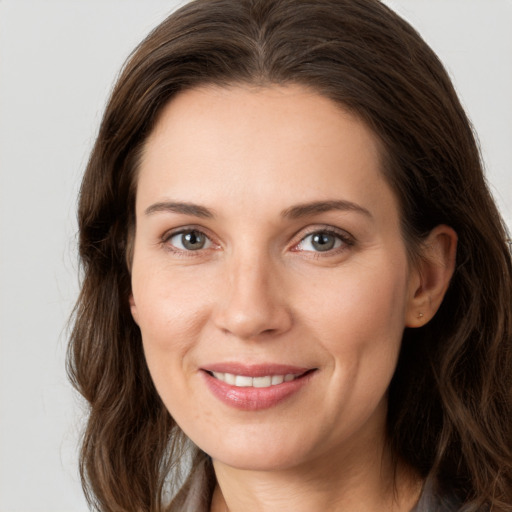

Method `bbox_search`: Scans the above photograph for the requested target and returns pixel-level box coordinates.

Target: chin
[202,432,319,472]
[212,450,305,472]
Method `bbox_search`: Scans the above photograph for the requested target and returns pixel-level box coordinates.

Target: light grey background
[0,1,511,510]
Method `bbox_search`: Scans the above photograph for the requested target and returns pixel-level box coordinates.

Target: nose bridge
[231,250,272,305]
[214,245,291,339]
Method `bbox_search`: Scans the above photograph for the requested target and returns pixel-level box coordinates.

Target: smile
[202,365,316,411]
[210,372,299,388]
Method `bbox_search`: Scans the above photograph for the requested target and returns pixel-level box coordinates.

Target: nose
[213,254,293,340]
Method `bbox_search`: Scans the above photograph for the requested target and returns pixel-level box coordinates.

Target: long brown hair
[68,0,512,510]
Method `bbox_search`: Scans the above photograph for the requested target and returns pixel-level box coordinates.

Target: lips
[201,363,315,411]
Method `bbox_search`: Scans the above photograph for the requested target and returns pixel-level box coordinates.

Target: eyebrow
[281,200,372,219]
[144,201,215,218]
[144,199,372,220]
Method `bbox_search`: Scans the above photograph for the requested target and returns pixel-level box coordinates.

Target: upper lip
[201,363,313,377]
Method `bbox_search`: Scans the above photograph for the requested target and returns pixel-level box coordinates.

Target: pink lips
[201,363,315,411]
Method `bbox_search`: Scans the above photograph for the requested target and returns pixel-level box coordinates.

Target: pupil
[183,231,205,250]
[312,233,335,251]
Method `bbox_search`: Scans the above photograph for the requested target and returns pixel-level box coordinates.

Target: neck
[210,441,422,512]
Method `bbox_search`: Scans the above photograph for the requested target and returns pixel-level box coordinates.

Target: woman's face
[130,85,420,472]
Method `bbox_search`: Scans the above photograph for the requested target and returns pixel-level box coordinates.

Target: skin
[129,85,456,511]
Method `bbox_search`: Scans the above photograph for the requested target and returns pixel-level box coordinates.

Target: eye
[166,229,213,251]
[296,230,349,253]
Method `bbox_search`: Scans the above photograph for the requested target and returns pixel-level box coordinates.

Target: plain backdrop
[0,1,511,510]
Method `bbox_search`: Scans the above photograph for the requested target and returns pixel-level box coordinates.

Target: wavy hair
[68,0,512,510]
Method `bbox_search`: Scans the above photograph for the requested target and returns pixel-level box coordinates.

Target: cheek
[132,263,210,338]
[130,264,215,397]
[302,257,410,393]
[296,259,409,438]
[131,271,211,421]
[306,258,408,338]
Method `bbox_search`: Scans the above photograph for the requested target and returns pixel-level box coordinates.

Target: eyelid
[159,224,354,256]
[291,225,355,253]
[161,225,220,254]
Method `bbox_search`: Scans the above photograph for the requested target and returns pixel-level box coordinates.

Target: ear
[405,225,457,328]
[129,294,139,325]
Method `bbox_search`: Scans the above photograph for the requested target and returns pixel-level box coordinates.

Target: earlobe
[405,225,457,328]
[129,294,139,325]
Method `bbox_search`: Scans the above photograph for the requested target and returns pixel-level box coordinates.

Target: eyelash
[161,227,218,257]
[291,227,354,257]
[161,226,355,257]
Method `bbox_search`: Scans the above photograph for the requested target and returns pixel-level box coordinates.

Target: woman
[68,0,512,510]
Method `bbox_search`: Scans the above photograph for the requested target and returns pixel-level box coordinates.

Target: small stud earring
[418,312,424,319]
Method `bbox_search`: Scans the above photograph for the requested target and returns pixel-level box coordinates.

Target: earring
[418,312,424,319]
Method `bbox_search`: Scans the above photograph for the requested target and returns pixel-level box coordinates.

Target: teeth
[271,375,284,385]
[235,375,253,387]
[224,372,236,385]
[211,372,298,388]
[253,376,272,388]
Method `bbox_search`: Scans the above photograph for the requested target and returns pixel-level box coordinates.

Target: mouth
[201,364,317,411]
[205,370,312,388]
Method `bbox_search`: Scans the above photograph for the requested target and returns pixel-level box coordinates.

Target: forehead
[144,84,381,161]
[137,84,397,224]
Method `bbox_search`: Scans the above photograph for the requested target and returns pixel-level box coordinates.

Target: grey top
[411,478,462,512]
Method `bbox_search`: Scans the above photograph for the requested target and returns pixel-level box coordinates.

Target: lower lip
[202,371,314,411]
